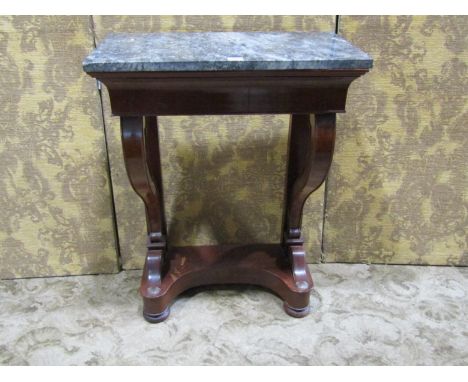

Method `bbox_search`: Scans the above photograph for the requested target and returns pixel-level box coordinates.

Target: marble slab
[83,32,372,72]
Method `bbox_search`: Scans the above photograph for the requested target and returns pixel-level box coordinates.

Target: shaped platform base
[140,244,313,323]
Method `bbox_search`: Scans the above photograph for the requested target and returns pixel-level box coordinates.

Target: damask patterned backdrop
[0,16,466,278]
[0,16,118,278]
[326,16,467,265]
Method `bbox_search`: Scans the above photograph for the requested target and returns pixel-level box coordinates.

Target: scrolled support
[282,113,336,291]
[283,113,336,240]
[120,116,166,237]
[121,116,167,318]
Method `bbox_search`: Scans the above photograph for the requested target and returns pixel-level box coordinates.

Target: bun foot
[143,307,170,323]
[283,302,310,318]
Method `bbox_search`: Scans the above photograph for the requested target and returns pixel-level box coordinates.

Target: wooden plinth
[140,244,313,323]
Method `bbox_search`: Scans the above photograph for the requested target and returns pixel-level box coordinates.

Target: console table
[83,32,372,323]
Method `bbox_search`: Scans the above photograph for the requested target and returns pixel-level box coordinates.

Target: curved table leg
[282,113,336,316]
[120,116,168,322]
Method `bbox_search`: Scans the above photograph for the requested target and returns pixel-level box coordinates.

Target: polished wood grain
[121,116,167,293]
[89,70,365,116]
[283,113,336,239]
[120,116,166,237]
[140,244,313,323]
[89,67,369,322]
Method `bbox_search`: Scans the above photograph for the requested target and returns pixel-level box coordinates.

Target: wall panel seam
[89,15,122,271]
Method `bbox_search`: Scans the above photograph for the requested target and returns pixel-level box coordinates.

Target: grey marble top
[83,32,372,73]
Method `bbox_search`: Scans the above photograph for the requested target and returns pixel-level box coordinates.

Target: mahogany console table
[83,32,372,323]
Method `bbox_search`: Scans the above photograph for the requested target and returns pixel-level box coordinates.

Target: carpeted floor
[0,264,467,365]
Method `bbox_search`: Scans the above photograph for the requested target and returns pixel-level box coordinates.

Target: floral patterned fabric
[324,16,467,265]
[0,16,118,278]
[1,264,467,365]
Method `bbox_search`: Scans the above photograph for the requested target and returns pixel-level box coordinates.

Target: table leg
[282,113,336,316]
[120,116,168,322]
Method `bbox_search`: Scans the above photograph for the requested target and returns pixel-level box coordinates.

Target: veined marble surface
[1,264,467,365]
[83,32,372,72]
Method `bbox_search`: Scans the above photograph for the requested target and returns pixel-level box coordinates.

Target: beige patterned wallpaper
[93,16,336,269]
[0,16,118,278]
[324,16,467,265]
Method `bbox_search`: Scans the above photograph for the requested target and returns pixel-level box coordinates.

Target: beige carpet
[0,264,467,365]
